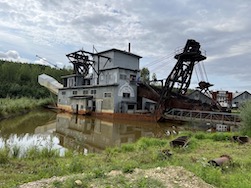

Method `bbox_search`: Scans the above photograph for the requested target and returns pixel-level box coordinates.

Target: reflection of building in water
[55,113,160,153]
[34,121,56,134]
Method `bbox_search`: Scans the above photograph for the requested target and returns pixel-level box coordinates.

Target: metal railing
[164,108,241,125]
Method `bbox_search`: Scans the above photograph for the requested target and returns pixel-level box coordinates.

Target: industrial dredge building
[56,47,152,119]
[39,39,208,122]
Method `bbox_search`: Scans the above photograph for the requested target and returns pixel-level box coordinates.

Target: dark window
[104,92,111,98]
[62,91,66,95]
[128,104,134,110]
[83,90,88,94]
[91,90,96,95]
[73,91,77,95]
[123,93,130,98]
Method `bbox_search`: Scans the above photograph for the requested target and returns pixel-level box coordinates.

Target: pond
[0,109,196,155]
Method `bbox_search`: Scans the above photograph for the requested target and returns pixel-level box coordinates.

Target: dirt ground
[19,166,214,188]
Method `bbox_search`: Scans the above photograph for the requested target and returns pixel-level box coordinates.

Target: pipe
[208,155,231,166]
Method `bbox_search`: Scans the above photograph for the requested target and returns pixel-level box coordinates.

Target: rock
[75,180,83,186]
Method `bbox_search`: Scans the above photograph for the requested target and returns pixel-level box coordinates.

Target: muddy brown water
[0,110,200,155]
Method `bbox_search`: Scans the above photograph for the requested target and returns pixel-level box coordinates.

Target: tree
[152,73,157,81]
[140,67,150,83]
[239,100,251,136]
[0,60,72,98]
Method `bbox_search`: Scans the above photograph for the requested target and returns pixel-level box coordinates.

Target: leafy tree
[0,60,72,98]
[140,67,150,83]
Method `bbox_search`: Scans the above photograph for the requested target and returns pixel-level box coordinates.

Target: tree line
[0,60,72,98]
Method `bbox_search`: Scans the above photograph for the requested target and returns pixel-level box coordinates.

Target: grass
[0,131,251,187]
[0,97,53,118]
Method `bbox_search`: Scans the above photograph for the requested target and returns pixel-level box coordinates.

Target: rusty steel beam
[155,39,206,121]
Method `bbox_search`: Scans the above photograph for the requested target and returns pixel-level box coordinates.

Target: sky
[0,0,251,93]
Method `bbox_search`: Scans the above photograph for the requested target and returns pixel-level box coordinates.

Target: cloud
[0,0,251,91]
[0,50,20,60]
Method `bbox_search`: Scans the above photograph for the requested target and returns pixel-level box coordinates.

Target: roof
[232,91,251,99]
[95,48,142,59]
[187,90,213,100]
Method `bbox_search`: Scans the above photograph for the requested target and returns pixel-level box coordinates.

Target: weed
[194,132,207,140]
[68,156,86,173]
[211,133,231,141]
[25,146,40,160]
[52,180,63,188]
[0,148,9,164]
[122,161,138,173]
[136,137,167,150]
[121,143,136,152]
[133,177,165,188]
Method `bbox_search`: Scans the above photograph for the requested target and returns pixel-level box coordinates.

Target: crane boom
[155,39,206,120]
[36,55,58,68]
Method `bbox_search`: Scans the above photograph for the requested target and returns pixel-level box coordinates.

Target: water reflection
[54,113,174,154]
[0,110,181,155]
[0,109,64,155]
[0,109,57,139]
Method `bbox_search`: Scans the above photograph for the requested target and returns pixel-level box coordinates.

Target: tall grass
[1,134,251,187]
[0,97,53,117]
[239,100,251,136]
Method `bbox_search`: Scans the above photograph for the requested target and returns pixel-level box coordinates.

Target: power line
[143,51,175,68]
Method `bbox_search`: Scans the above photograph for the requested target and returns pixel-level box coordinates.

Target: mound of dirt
[19,166,214,188]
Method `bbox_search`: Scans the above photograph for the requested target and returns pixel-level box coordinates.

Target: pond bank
[0,97,53,120]
[1,133,251,188]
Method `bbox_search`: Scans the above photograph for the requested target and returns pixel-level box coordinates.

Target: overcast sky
[0,0,251,92]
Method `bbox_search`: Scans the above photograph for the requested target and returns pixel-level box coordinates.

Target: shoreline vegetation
[1,97,251,187]
[0,132,251,188]
[0,97,54,120]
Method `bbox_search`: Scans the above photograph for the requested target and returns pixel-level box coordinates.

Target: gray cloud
[0,0,251,91]
[0,50,20,60]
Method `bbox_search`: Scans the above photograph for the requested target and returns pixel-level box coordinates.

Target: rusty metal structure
[208,155,232,167]
[138,39,210,121]
[54,39,218,122]
[156,40,206,117]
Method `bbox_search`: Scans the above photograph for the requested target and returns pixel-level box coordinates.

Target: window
[104,92,111,98]
[130,75,136,81]
[72,91,77,95]
[128,104,134,110]
[123,93,130,98]
[91,90,96,95]
[120,74,127,80]
[83,90,88,95]
[62,91,66,95]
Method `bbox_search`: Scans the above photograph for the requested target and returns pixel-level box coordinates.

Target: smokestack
[128,43,131,52]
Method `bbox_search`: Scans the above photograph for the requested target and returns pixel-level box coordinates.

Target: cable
[143,51,176,68]
[194,66,200,83]
[201,61,209,82]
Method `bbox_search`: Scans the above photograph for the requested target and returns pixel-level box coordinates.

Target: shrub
[239,100,251,136]
[0,148,9,164]
[194,132,207,140]
[211,133,231,141]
